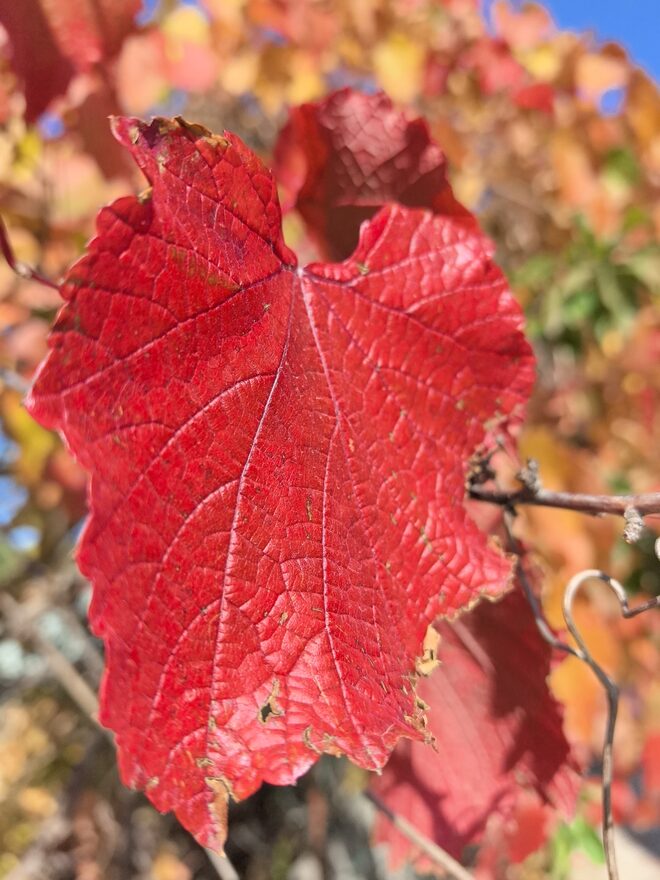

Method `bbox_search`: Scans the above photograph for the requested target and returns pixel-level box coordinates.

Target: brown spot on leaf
[416,623,441,676]
[303,725,323,755]
[258,679,283,724]
[174,116,212,140]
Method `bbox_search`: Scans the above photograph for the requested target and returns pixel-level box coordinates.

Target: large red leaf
[372,587,577,867]
[274,88,472,261]
[0,0,139,121]
[27,115,534,849]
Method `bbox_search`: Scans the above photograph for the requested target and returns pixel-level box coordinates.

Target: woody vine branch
[481,454,660,880]
[469,456,660,523]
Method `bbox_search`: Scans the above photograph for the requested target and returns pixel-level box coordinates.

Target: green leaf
[551,817,605,878]
[570,817,606,865]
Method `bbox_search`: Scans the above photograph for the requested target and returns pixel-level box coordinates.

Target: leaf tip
[204,776,233,852]
[111,116,184,152]
[110,115,141,147]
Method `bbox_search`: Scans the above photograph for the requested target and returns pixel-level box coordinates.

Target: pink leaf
[372,588,577,866]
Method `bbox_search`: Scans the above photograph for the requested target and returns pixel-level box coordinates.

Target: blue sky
[530,0,658,80]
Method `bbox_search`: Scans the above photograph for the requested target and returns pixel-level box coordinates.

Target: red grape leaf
[372,587,577,867]
[27,115,534,849]
[0,0,139,121]
[274,88,472,261]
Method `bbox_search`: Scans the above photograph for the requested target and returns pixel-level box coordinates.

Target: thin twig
[488,183,547,217]
[506,527,659,880]
[365,792,475,880]
[0,214,59,289]
[562,570,660,880]
[10,576,106,686]
[495,471,660,880]
[57,605,106,684]
[0,592,105,730]
[501,511,580,660]
[205,848,240,880]
[469,484,660,517]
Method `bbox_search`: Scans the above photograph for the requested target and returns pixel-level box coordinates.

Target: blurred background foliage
[0,1,658,878]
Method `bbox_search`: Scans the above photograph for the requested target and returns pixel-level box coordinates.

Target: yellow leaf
[285,54,325,105]
[220,50,259,96]
[2,393,56,486]
[17,787,57,818]
[521,42,563,81]
[162,6,212,45]
[373,33,424,104]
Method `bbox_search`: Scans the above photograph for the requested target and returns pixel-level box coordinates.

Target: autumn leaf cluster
[0,3,658,879]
